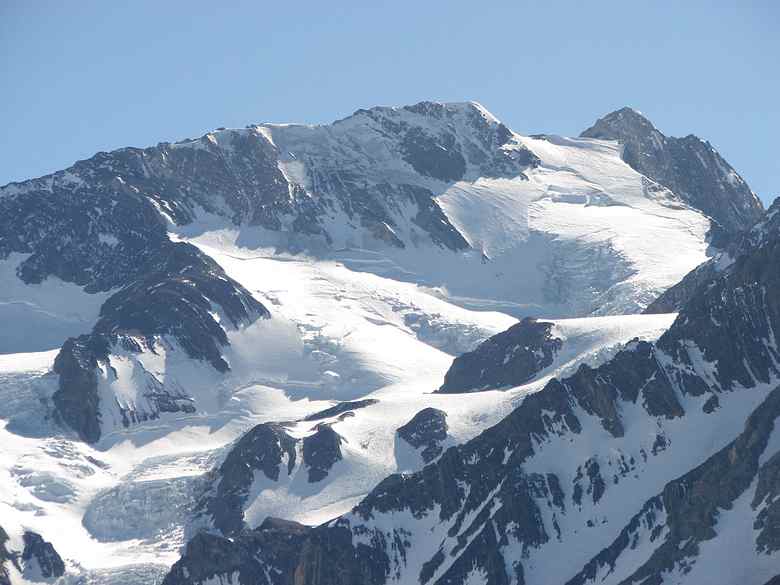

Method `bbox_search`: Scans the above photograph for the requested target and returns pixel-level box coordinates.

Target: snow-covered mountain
[0,101,771,584]
[163,199,780,585]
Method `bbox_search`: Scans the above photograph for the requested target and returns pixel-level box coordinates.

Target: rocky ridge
[581,107,763,235]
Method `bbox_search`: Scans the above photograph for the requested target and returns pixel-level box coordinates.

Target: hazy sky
[2,1,777,203]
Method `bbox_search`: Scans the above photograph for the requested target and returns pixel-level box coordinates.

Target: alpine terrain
[0,100,774,585]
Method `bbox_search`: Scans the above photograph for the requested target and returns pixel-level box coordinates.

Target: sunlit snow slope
[0,251,675,581]
[248,106,711,317]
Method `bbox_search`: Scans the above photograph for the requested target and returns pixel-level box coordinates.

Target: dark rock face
[438,318,562,393]
[199,423,298,536]
[50,241,268,443]
[401,126,466,182]
[0,529,65,583]
[303,399,379,422]
[397,408,448,463]
[303,424,343,483]
[293,524,389,585]
[755,450,780,554]
[581,107,763,234]
[0,182,168,293]
[94,242,268,372]
[21,531,65,579]
[407,185,470,251]
[657,234,780,394]
[0,527,11,585]
[68,129,309,232]
[163,518,310,585]
[355,101,540,182]
[52,334,107,444]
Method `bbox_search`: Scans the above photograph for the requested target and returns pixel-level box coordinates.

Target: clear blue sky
[2,1,777,203]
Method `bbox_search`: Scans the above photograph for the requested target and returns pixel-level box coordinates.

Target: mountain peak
[580,106,659,140]
[403,99,500,121]
[580,106,763,233]
[341,99,503,131]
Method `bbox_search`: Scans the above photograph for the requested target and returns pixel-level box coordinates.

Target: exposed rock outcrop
[51,241,268,443]
[21,531,65,579]
[0,527,11,585]
[302,424,343,483]
[163,518,310,585]
[198,423,297,536]
[397,408,448,463]
[303,399,378,422]
[438,317,562,393]
[567,386,780,585]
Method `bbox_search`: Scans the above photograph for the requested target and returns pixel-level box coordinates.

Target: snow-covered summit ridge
[0,99,745,354]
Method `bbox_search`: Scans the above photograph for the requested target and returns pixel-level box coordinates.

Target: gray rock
[0,529,65,583]
[754,450,780,554]
[568,385,780,585]
[52,334,106,444]
[51,242,268,443]
[163,518,310,585]
[199,423,297,536]
[21,531,65,579]
[303,424,343,483]
[438,317,562,393]
[303,399,379,422]
[0,527,11,585]
[397,408,448,463]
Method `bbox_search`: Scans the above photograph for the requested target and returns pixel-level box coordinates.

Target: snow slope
[0,235,675,582]
[246,110,711,317]
[0,255,111,354]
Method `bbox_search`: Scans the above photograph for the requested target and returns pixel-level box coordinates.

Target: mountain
[162,196,780,585]
[1,101,724,446]
[581,107,763,237]
[0,101,768,584]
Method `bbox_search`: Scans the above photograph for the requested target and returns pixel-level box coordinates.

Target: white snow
[0,231,676,579]
[0,254,111,354]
